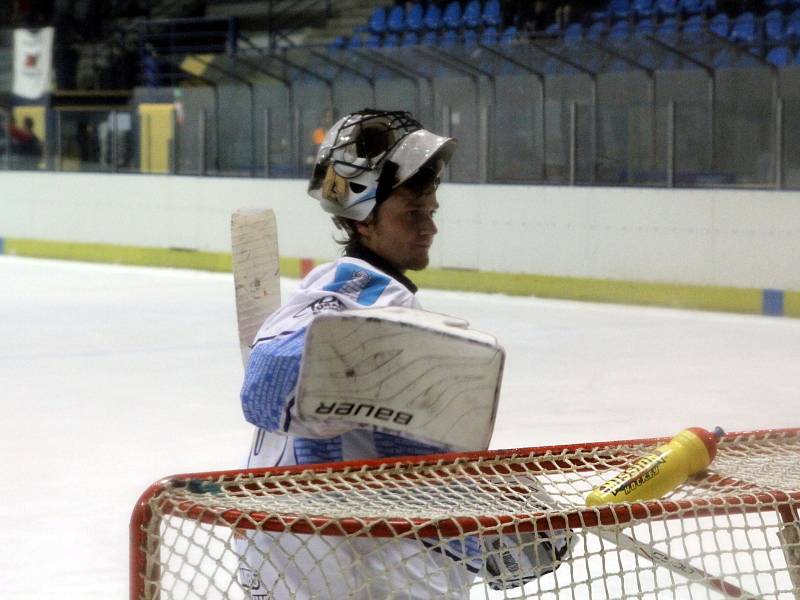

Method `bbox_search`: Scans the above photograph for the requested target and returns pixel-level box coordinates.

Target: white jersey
[238,253,479,599]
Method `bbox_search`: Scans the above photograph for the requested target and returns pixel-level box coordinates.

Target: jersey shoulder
[300,257,416,308]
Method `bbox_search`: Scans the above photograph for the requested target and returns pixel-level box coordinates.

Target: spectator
[10,116,43,169]
[516,0,555,32]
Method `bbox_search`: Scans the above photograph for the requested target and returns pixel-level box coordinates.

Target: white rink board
[1,171,799,290]
[1,256,799,599]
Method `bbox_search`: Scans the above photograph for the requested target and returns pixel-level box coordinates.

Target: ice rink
[2,255,799,599]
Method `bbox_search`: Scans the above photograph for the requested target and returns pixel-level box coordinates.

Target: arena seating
[337,0,800,70]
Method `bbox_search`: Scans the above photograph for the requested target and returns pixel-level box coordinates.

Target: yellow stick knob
[586,427,723,507]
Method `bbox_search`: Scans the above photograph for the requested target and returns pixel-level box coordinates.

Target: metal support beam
[478,42,549,181]
[352,49,430,117]
[529,41,600,183]
[644,34,717,172]
[310,49,378,106]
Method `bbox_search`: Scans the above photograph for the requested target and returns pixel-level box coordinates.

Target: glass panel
[782,97,800,190]
[0,109,9,170]
[673,100,715,186]
[574,102,595,185]
[56,109,133,173]
[714,97,775,187]
[489,75,545,181]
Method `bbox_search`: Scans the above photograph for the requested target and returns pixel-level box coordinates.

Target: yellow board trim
[4,238,232,271]
[786,291,800,318]
[2,238,796,317]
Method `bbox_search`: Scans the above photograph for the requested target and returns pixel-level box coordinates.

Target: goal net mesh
[131,429,800,599]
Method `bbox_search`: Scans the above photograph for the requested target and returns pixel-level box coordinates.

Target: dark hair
[333,163,440,255]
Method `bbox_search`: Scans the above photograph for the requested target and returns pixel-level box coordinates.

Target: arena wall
[1,171,798,316]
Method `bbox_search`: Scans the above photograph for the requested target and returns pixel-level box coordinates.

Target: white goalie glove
[480,481,578,590]
[481,529,577,590]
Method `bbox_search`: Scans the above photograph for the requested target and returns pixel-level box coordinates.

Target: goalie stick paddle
[231,208,281,366]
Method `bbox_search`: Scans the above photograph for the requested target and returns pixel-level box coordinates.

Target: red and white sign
[13,27,54,99]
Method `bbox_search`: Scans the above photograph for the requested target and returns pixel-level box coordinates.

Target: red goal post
[131,428,800,600]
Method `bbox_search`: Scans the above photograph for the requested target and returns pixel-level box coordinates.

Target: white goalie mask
[308,109,457,221]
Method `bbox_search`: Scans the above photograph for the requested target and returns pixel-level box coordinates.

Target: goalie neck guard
[307,109,457,221]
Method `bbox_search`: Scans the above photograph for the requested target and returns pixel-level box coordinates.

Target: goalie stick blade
[296,307,505,451]
[231,208,281,366]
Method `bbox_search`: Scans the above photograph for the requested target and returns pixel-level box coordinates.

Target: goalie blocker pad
[296,306,505,451]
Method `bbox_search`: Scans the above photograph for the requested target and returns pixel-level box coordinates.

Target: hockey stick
[231,208,281,366]
[591,527,765,600]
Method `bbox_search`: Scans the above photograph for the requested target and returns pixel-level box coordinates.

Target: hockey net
[131,428,800,599]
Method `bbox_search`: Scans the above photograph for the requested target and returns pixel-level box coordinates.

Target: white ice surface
[2,255,799,599]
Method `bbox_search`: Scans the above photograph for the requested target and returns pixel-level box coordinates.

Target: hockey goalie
[235,109,574,599]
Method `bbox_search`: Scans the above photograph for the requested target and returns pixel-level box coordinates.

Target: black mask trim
[375,160,399,205]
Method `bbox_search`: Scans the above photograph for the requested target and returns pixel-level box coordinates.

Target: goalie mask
[308,109,456,221]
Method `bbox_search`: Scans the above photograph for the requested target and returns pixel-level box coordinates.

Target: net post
[778,502,800,597]
[130,481,166,600]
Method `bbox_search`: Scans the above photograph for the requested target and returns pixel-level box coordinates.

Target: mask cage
[328,110,422,179]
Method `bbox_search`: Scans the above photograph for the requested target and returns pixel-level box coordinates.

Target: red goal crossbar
[131,428,800,600]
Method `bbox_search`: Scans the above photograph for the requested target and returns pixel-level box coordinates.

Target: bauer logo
[323,264,390,306]
[313,401,413,426]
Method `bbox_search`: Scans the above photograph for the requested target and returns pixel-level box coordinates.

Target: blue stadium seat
[633,0,655,18]
[564,23,583,44]
[423,3,442,30]
[348,34,364,48]
[387,5,406,33]
[421,30,439,45]
[765,10,785,43]
[482,0,502,27]
[464,28,479,46]
[729,11,755,44]
[545,22,561,35]
[765,0,789,8]
[383,32,400,47]
[366,33,381,48]
[682,14,704,37]
[463,0,482,29]
[610,0,632,19]
[709,13,729,37]
[657,17,679,38]
[657,0,679,17]
[586,20,607,40]
[609,19,632,41]
[500,25,517,45]
[680,0,706,15]
[480,26,498,45]
[441,28,458,47]
[767,45,792,66]
[634,18,655,37]
[443,1,462,29]
[369,7,387,35]
[329,35,347,50]
[401,31,419,46]
[406,3,424,32]
[785,9,800,41]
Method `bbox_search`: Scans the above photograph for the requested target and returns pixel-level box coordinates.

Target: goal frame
[130,427,800,600]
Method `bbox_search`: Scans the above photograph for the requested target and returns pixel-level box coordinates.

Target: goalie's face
[356,185,438,273]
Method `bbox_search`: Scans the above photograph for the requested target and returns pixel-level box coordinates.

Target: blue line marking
[762,289,784,316]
